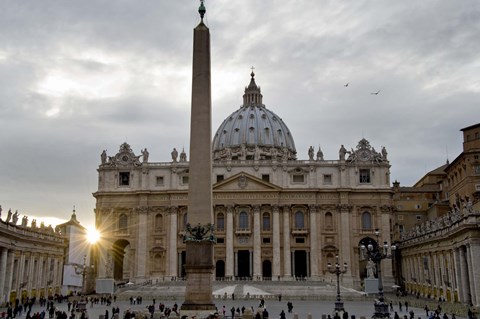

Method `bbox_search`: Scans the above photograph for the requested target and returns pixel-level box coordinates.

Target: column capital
[308,204,319,212]
[272,205,280,214]
[337,204,352,213]
[253,205,261,213]
[168,206,179,215]
[134,206,149,214]
[226,205,234,214]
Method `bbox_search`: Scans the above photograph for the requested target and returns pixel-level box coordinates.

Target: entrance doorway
[112,239,130,281]
[262,260,272,279]
[237,250,250,278]
[294,250,308,278]
[216,260,225,278]
[180,251,186,278]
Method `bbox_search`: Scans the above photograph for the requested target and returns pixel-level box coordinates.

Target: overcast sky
[0,1,479,228]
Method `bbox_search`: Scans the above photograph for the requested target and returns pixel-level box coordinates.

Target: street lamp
[74,254,94,294]
[360,230,396,319]
[327,255,348,313]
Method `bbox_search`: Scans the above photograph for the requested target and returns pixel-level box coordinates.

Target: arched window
[155,214,163,230]
[216,213,225,231]
[119,214,128,231]
[362,212,372,230]
[294,211,305,229]
[325,212,333,229]
[239,211,249,229]
[262,213,271,231]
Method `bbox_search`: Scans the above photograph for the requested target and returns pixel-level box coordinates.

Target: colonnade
[0,246,63,304]
[0,220,65,304]
[401,242,480,306]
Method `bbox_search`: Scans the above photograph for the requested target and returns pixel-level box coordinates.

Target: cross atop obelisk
[180,1,216,317]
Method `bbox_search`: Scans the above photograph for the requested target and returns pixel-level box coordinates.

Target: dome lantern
[243,69,263,107]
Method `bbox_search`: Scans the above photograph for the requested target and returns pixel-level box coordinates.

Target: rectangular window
[216,238,225,244]
[262,174,270,182]
[293,174,305,183]
[323,174,332,185]
[359,169,371,183]
[474,165,480,175]
[399,225,404,233]
[262,237,271,244]
[216,175,224,182]
[181,176,189,185]
[119,172,130,186]
[156,176,164,186]
[295,237,305,244]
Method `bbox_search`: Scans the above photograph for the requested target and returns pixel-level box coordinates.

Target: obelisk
[181,1,216,316]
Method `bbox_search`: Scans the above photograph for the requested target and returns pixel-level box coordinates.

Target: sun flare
[86,226,100,244]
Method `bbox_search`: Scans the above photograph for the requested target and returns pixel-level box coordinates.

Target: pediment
[213,172,281,191]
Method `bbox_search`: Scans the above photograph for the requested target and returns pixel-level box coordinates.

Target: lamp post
[360,230,396,319]
[327,255,348,313]
[74,254,94,294]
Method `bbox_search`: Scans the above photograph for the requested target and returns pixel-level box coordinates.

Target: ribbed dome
[213,72,296,161]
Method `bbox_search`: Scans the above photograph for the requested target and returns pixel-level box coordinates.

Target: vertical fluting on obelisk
[181,1,216,313]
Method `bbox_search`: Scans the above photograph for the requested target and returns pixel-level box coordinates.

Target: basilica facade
[93,73,395,290]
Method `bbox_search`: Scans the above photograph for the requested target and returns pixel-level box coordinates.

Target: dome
[213,72,297,161]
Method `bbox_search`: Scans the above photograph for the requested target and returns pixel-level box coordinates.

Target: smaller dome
[213,72,296,161]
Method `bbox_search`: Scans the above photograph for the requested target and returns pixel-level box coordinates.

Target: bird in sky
[371,90,381,95]
[344,82,349,87]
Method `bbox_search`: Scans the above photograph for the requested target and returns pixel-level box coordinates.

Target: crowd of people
[0,293,477,319]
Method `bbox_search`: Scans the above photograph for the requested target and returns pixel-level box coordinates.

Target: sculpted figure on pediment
[21,216,28,227]
[180,148,187,162]
[316,147,324,161]
[101,150,107,164]
[381,147,388,160]
[12,210,19,225]
[308,146,314,160]
[339,145,347,161]
[142,148,149,162]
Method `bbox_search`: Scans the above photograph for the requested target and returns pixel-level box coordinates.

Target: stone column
[309,205,319,279]
[253,205,261,280]
[136,207,148,279]
[26,254,35,293]
[234,252,238,277]
[53,257,59,287]
[225,206,234,279]
[37,256,44,289]
[18,253,25,292]
[282,206,292,279]
[467,243,479,306]
[453,248,462,301]
[272,205,281,280]
[5,250,14,302]
[432,253,439,291]
[168,206,178,278]
[338,204,353,286]
[459,246,471,304]
[0,248,8,304]
[380,206,394,286]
